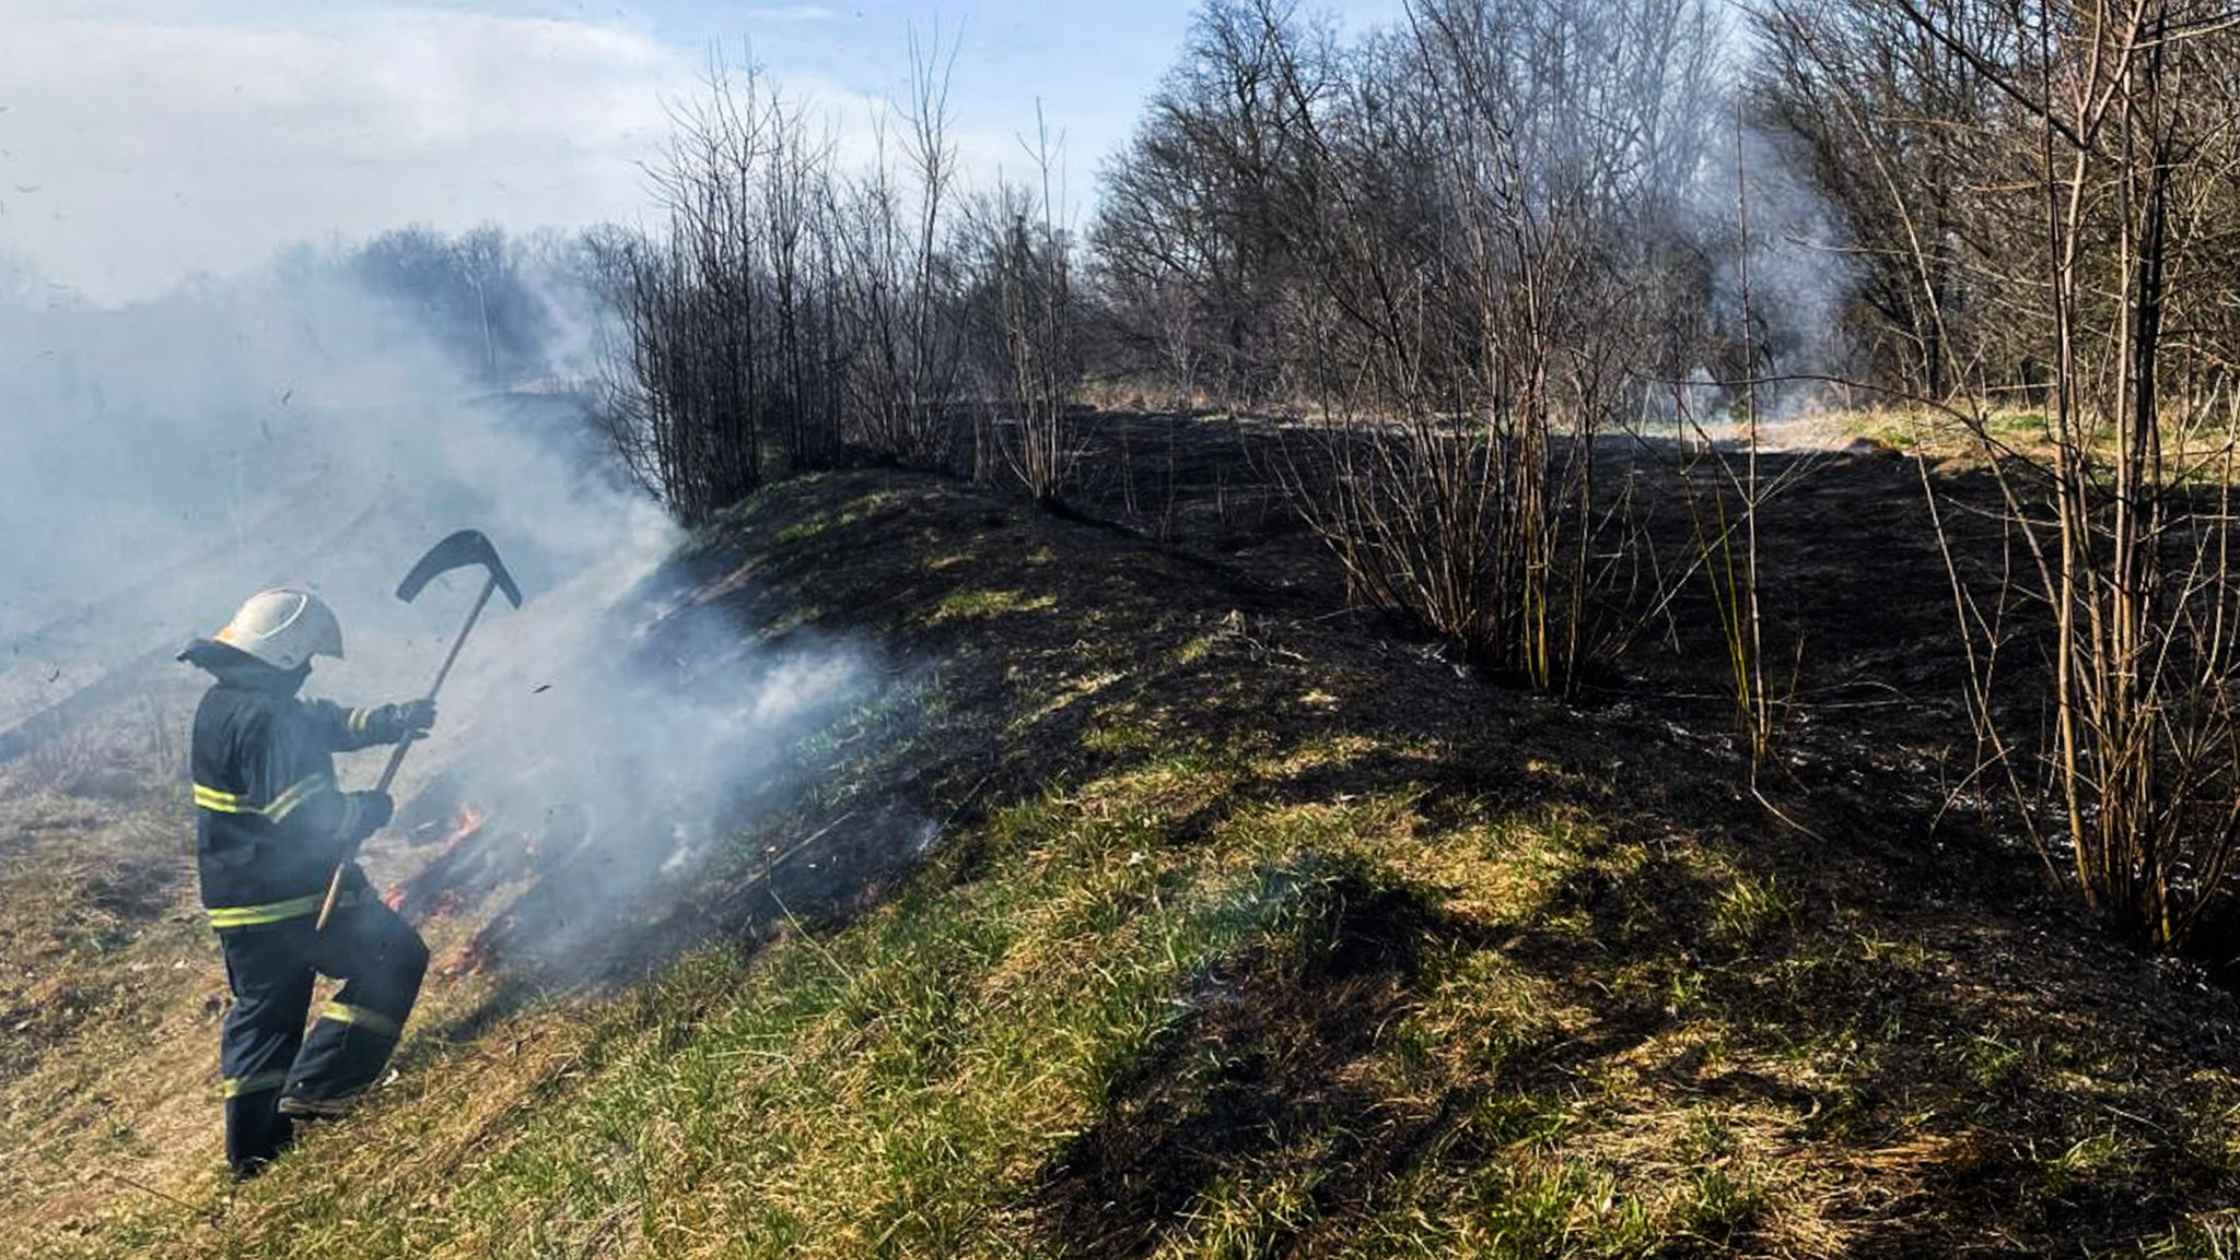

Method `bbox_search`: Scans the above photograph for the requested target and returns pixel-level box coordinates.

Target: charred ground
[2,413,2237,1257]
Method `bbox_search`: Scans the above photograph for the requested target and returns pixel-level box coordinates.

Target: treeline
[1089,0,1742,411]
[596,1,1770,675]
[265,225,610,386]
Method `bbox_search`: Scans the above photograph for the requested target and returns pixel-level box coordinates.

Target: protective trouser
[216,893,428,1176]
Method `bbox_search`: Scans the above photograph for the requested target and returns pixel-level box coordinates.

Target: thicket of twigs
[1092,0,1744,688]
[1759,0,2240,952]
[592,41,1080,525]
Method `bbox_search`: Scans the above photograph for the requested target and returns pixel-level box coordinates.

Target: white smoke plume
[0,241,883,984]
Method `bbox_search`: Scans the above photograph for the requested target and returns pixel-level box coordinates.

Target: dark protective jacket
[181,640,413,929]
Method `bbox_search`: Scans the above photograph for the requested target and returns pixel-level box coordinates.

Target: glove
[396,699,437,738]
[353,790,395,835]
[367,699,437,743]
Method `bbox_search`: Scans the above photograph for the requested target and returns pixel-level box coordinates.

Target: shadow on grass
[1034,857,1479,1259]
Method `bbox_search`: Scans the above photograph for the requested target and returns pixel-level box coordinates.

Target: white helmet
[213,588,344,671]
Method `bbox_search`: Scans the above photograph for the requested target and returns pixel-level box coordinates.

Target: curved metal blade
[395,529,524,608]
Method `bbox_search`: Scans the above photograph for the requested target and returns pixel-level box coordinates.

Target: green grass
[1827,405,2240,484]
[769,488,913,547]
[1710,871,1799,950]
[177,764,1531,1256]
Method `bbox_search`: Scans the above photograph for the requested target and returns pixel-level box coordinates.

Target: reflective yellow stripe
[318,1002,401,1038]
[206,890,357,930]
[193,783,252,813]
[263,774,334,824]
[207,893,325,929]
[348,708,372,735]
[221,1070,288,1098]
[194,775,333,822]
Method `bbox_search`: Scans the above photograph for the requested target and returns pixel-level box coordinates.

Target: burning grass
[8,462,2240,1257]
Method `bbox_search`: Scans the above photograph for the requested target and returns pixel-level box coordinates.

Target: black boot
[225,1094,296,1180]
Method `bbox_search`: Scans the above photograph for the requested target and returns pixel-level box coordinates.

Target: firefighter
[179,588,435,1178]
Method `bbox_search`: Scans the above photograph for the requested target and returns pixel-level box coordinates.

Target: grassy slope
[8,467,2240,1258]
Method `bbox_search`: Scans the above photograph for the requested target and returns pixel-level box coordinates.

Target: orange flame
[440,938,492,979]
[389,804,491,923]
[444,803,488,849]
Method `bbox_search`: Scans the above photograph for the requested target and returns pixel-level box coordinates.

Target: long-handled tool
[315,529,522,932]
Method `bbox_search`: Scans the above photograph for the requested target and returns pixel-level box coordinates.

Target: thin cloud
[0,10,694,303]
[0,6,1036,304]
[740,4,845,21]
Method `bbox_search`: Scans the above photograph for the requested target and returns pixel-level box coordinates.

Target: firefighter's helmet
[213,588,344,671]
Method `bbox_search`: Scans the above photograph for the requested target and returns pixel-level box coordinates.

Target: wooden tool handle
[314,573,498,932]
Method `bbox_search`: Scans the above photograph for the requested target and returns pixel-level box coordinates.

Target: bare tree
[966,107,1084,506]
[1089,1,1329,406]
[1752,0,2023,401]
[839,25,971,472]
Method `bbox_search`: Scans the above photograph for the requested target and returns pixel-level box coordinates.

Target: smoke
[373,538,885,984]
[0,234,883,984]
[0,250,617,645]
[1715,122,1858,422]
[1625,111,1858,437]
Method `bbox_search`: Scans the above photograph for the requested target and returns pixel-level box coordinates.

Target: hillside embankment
[4,437,2238,1257]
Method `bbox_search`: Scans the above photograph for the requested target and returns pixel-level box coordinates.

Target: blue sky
[0,0,1404,303]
